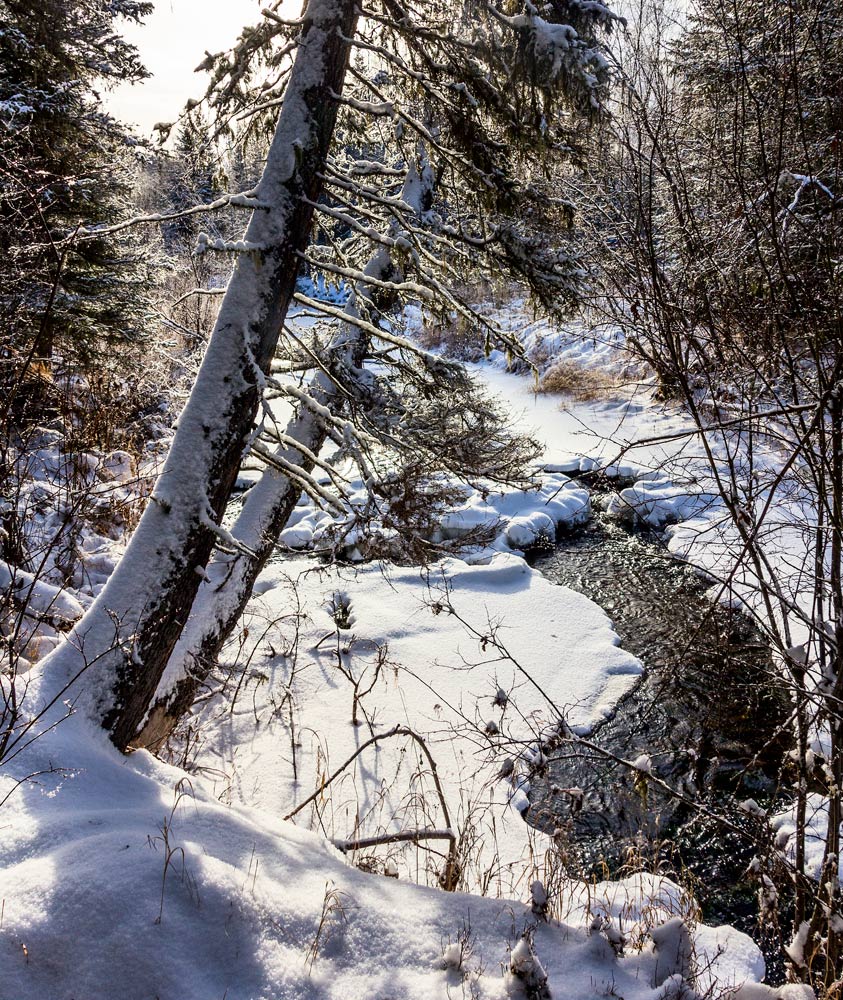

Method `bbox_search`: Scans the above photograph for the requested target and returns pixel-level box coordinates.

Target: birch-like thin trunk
[39,0,360,750]
[135,157,435,751]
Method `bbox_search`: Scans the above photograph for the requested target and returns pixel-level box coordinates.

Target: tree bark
[39,0,360,750]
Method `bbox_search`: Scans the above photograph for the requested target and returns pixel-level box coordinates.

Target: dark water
[526,497,791,969]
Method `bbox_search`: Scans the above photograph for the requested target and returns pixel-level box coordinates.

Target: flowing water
[526,486,791,966]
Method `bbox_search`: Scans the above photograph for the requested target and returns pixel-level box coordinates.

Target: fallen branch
[333,829,455,852]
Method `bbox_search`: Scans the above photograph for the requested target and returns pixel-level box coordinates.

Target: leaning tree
[29,0,619,752]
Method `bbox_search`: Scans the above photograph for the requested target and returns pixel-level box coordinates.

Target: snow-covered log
[38,0,361,750]
[0,562,86,631]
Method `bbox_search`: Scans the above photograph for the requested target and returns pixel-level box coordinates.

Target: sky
[105,0,268,137]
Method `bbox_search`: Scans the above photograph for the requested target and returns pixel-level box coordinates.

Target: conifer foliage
[0,0,153,407]
[165,112,225,249]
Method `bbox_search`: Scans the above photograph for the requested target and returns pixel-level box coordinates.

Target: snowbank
[183,552,643,895]
[1,695,768,1000]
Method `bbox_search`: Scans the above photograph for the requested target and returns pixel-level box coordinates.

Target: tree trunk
[39,0,360,750]
[134,157,436,751]
[134,330,364,751]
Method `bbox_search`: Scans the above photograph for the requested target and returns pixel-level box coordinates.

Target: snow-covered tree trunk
[135,156,436,750]
[39,0,360,750]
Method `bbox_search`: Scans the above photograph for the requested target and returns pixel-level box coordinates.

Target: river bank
[3,307,799,998]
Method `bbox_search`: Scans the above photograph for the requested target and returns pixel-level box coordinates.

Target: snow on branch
[261,425,353,490]
[195,234,268,255]
[296,254,434,300]
[329,89,395,116]
[70,191,270,242]
[199,503,257,558]
[250,444,347,513]
[260,6,305,27]
[169,287,227,309]
[303,198,410,255]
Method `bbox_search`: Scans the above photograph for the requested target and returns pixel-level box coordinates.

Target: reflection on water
[527,499,790,959]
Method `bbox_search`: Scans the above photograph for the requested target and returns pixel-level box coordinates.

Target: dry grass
[535,360,618,402]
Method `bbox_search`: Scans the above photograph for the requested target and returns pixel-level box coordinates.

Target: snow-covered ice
[179,552,644,893]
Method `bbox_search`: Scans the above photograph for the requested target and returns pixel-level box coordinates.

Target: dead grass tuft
[535,360,618,402]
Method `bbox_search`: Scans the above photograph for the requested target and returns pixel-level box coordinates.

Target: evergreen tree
[0,0,154,399]
[36,0,619,750]
[164,111,224,249]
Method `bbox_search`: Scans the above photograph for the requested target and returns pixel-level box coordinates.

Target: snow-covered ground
[177,553,643,889]
[0,699,773,999]
[1,303,810,998]
[173,309,719,903]
[1,428,150,670]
